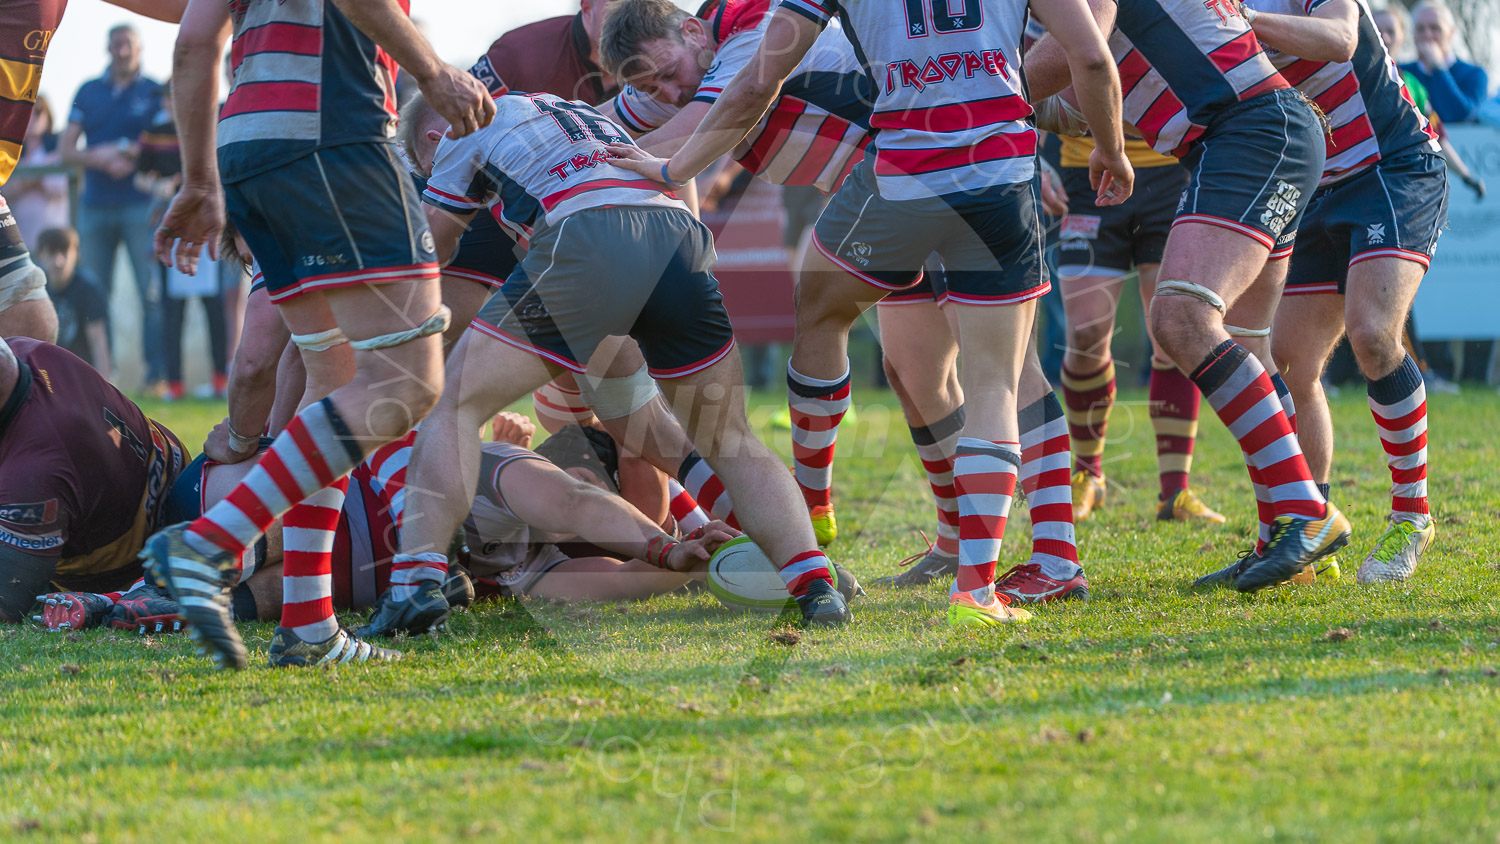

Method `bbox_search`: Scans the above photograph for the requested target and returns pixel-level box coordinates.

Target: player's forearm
[549,484,671,559]
[1068,56,1126,158]
[666,76,781,185]
[329,0,442,83]
[1024,35,1074,101]
[172,2,230,185]
[1246,9,1355,63]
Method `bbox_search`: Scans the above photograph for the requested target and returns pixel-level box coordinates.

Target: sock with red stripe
[952,438,1021,603]
[908,405,965,560]
[1191,341,1324,520]
[1247,371,1299,553]
[1368,354,1429,524]
[1019,393,1081,580]
[280,478,347,642]
[1149,359,1201,500]
[667,478,710,533]
[677,452,737,529]
[779,550,835,596]
[787,361,851,510]
[1060,357,1115,478]
[1270,372,1296,432]
[389,552,448,601]
[363,429,417,529]
[533,379,595,428]
[186,398,364,565]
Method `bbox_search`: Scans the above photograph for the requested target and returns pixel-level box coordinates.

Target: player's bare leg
[440,274,494,347]
[1059,269,1125,518]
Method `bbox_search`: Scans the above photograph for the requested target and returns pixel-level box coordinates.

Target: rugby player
[1204,0,1445,584]
[0,0,188,343]
[144,0,495,670]
[1026,0,1353,593]
[0,337,188,623]
[607,0,1132,623]
[397,90,852,627]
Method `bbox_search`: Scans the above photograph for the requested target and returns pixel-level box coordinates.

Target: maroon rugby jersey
[468,14,617,106]
[0,339,186,584]
[0,0,67,184]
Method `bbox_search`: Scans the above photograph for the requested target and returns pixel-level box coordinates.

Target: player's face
[627,32,711,108]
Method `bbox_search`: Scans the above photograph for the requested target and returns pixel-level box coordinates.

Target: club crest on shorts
[847,242,872,266]
[1366,223,1386,244]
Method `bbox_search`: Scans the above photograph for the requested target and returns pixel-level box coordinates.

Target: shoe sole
[1236,529,1351,594]
[948,605,1032,626]
[1000,584,1091,604]
[142,536,247,671]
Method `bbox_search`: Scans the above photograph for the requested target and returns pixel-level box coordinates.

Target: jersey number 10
[904,0,982,37]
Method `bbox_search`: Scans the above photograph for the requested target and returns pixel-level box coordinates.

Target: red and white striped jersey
[1246,0,1438,186]
[612,8,874,192]
[422,92,685,235]
[219,0,403,183]
[780,0,1035,200]
[1111,0,1290,158]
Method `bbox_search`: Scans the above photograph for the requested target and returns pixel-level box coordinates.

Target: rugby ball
[707,537,829,613]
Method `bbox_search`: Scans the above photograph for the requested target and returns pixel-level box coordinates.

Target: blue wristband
[660,162,687,188]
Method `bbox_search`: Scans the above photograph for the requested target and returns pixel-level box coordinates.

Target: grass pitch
[2,388,1498,842]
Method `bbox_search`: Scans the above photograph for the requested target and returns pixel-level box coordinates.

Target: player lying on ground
[394,90,851,629]
[1191,0,1445,587]
[0,337,188,623]
[606,0,1132,625]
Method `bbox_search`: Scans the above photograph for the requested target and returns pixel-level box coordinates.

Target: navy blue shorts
[224,142,438,303]
[1284,151,1449,295]
[1057,163,1187,277]
[472,206,736,379]
[445,207,523,289]
[813,160,1049,306]
[1174,89,1325,260]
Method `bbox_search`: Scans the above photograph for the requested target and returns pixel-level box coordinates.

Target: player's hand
[154,182,225,275]
[1039,158,1069,217]
[665,520,741,571]
[604,143,672,182]
[490,411,536,448]
[1089,146,1135,207]
[417,64,494,139]
[1462,172,1486,200]
[203,418,258,465]
[1414,38,1444,71]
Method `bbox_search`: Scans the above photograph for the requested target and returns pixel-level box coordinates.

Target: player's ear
[681,16,706,47]
[426,128,443,144]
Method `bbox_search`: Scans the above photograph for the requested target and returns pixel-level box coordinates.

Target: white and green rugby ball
[707,536,831,613]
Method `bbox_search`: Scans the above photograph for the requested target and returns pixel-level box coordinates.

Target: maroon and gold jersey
[0,0,67,184]
[0,339,187,585]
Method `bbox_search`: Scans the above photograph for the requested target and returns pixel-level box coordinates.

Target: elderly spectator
[1399,0,1489,125]
[2,96,71,250]
[59,24,166,390]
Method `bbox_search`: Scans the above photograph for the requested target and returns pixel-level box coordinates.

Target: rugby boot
[354,579,450,638]
[947,590,1033,627]
[1235,505,1352,593]
[268,625,401,668]
[109,582,184,634]
[833,564,864,604]
[994,563,1090,604]
[1156,488,1226,524]
[795,579,851,626]
[1357,517,1435,584]
[141,522,245,670]
[32,592,113,631]
[810,504,838,547]
[1071,470,1106,520]
[443,565,476,610]
[1193,549,1258,589]
[872,545,959,588]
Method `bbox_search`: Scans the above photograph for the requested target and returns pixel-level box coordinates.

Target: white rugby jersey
[779,0,1035,200]
[1246,0,1438,186]
[422,92,686,235]
[1110,0,1290,158]
[612,8,874,192]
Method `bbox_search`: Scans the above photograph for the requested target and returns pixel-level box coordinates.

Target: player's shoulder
[706,0,776,43]
[478,15,576,87]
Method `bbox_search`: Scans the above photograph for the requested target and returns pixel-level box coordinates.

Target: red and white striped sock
[1368,355,1429,524]
[533,378,595,429]
[1060,357,1115,478]
[1191,342,1323,520]
[908,405,964,559]
[779,550,835,596]
[280,478,347,642]
[952,438,1021,603]
[1270,372,1296,433]
[667,478,710,533]
[787,361,850,510]
[389,552,448,601]
[187,398,365,563]
[363,429,417,530]
[1019,393,1081,580]
[677,452,737,529]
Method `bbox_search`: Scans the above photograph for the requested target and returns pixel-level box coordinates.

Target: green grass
[4,388,1499,842]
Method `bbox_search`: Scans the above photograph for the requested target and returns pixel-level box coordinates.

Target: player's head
[35,227,79,287]
[396,92,449,178]
[600,0,716,108]
[1411,0,1455,54]
[580,0,616,54]
[1373,6,1409,54]
[535,425,621,493]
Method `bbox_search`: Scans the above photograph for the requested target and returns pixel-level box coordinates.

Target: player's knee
[793,278,864,328]
[1067,320,1113,358]
[1346,318,1402,378]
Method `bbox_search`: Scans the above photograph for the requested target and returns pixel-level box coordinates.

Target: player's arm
[1241,0,1358,63]
[1023,0,1117,100]
[1028,0,1132,205]
[606,8,821,187]
[423,206,477,267]
[328,0,493,137]
[0,545,56,622]
[498,460,736,571]
[104,0,188,23]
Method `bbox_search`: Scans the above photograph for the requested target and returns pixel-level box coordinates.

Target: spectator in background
[59,24,166,391]
[36,227,111,378]
[2,96,70,250]
[1401,0,1489,124]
